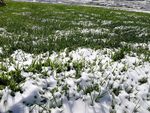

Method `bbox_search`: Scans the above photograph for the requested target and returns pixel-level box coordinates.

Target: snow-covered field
[0,2,150,113]
[0,46,150,113]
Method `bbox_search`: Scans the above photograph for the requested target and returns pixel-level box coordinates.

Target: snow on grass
[0,28,12,39]
[12,12,32,16]
[0,47,3,55]
[71,21,95,27]
[120,42,150,52]
[0,2,150,113]
[101,20,112,26]
[54,30,74,38]
[0,28,6,32]
[0,48,150,113]
[130,42,150,51]
[31,26,42,30]
[81,28,109,35]
[1,2,150,58]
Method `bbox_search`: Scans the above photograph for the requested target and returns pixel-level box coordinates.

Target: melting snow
[0,48,150,113]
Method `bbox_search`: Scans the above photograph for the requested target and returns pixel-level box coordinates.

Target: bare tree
[0,0,6,6]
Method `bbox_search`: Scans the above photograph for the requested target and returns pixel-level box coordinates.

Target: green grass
[0,1,150,60]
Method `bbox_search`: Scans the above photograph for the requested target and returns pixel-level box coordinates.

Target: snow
[81,28,109,35]
[101,20,112,26]
[0,48,150,113]
[13,0,150,13]
[0,47,3,54]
